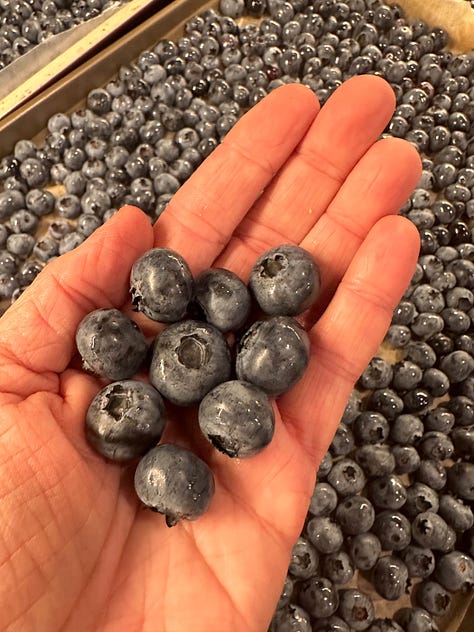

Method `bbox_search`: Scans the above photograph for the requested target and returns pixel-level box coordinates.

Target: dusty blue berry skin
[192,267,251,332]
[338,589,375,631]
[393,608,439,632]
[289,537,319,580]
[372,556,409,601]
[75,308,148,380]
[415,581,451,617]
[349,533,382,571]
[150,319,231,406]
[299,576,340,619]
[434,551,474,592]
[236,315,310,396]
[198,379,274,458]
[86,380,166,462]
[248,244,320,316]
[130,247,194,322]
[134,444,214,526]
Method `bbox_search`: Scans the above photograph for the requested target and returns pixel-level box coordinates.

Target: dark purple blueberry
[130,248,194,323]
[405,341,437,369]
[368,475,407,510]
[391,361,423,391]
[393,608,439,632]
[327,458,366,497]
[85,380,166,462]
[423,407,455,433]
[358,357,393,389]
[354,444,395,478]
[418,432,454,461]
[447,462,474,501]
[372,555,409,601]
[416,459,447,491]
[411,511,452,551]
[309,482,338,517]
[391,300,417,325]
[248,244,320,316]
[421,368,450,397]
[390,414,424,445]
[435,551,474,593]
[323,551,354,586]
[306,516,344,555]
[440,351,474,383]
[352,411,389,445]
[399,545,435,579]
[150,319,231,406]
[349,532,382,571]
[392,445,421,475]
[368,388,404,420]
[334,495,375,535]
[76,308,148,381]
[338,589,374,631]
[404,483,439,519]
[198,379,274,458]
[299,577,339,619]
[330,422,355,457]
[134,444,214,526]
[236,316,310,397]
[288,536,319,580]
[415,580,451,617]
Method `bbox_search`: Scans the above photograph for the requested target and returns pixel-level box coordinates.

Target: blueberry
[341,390,362,425]
[306,516,344,554]
[447,462,474,501]
[134,444,214,526]
[76,308,148,380]
[130,247,194,323]
[440,350,474,383]
[390,414,424,445]
[327,458,366,497]
[372,555,409,601]
[421,368,450,397]
[368,388,404,420]
[150,319,231,406]
[33,237,59,262]
[19,157,49,188]
[451,426,474,460]
[411,284,445,313]
[309,482,338,518]
[276,575,294,611]
[393,607,439,632]
[322,551,354,585]
[337,589,375,631]
[412,511,453,551]
[317,451,334,481]
[415,580,451,617]
[86,380,166,461]
[58,231,85,255]
[359,357,393,389]
[392,300,417,325]
[299,577,339,619]
[372,510,412,551]
[399,545,435,579]
[404,483,439,519]
[191,268,251,332]
[0,190,24,219]
[330,422,355,457]
[248,244,320,316]
[270,604,312,632]
[6,233,35,259]
[392,445,421,475]
[353,412,389,445]
[289,536,319,580]
[368,475,407,510]
[312,615,351,632]
[334,495,375,534]
[349,532,382,571]
[354,444,395,478]
[416,459,447,492]
[391,362,423,392]
[418,431,454,461]
[434,550,474,592]
[236,316,310,397]
[405,341,437,369]
[367,620,403,632]
[198,379,274,458]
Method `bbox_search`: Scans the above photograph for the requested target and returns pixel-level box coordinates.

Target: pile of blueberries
[0,0,473,630]
[77,244,319,524]
[0,0,124,71]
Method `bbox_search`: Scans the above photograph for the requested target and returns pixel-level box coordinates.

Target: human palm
[0,77,421,632]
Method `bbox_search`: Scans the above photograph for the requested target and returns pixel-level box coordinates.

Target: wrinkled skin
[0,78,421,632]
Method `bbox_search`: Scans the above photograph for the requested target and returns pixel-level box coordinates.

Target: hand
[0,76,420,632]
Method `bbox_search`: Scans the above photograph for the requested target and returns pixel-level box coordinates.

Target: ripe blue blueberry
[372,555,409,601]
[150,319,231,406]
[134,444,214,526]
[192,267,251,332]
[75,308,148,380]
[248,244,320,316]
[86,380,166,461]
[130,247,194,322]
[235,315,310,397]
[338,589,375,631]
[198,379,274,458]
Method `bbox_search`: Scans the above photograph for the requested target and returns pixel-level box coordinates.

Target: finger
[280,215,420,462]
[0,206,153,393]
[300,136,421,323]
[152,83,320,273]
[213,75,397,272]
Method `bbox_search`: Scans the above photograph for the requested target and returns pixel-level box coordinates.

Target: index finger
[152,83,320,273]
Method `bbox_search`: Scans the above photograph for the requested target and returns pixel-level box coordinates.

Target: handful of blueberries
[75,242,320,526]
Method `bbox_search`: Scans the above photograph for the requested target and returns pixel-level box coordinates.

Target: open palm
[0,77,421,632]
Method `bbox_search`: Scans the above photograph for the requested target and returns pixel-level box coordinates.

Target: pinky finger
[280,215,420,463]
